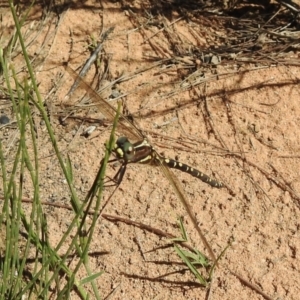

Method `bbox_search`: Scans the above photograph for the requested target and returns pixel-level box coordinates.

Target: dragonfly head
[114,137,135,161]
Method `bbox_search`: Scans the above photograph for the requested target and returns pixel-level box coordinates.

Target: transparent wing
[156,153,216,261]
[64,64,144,142]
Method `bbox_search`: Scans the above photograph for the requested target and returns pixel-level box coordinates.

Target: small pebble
[111,89,121,99]
[0,115,10,124]
[83,125,96,137]
[211,55,221,65]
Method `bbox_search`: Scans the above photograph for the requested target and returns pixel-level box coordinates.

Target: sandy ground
[1,1,300,299]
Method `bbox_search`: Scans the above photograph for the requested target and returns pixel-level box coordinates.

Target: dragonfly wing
[155,153,216,262]
[64,64,144,142]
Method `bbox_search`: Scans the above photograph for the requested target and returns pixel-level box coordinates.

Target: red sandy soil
[1,1,300,299]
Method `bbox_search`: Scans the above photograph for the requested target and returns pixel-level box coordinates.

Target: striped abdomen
[163,158,223,188]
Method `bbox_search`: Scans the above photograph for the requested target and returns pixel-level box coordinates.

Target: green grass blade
[174,244,208,286]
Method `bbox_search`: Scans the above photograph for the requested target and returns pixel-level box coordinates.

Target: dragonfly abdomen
[163,158,223,188]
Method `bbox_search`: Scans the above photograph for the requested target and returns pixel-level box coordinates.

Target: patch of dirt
[1,1,300,299]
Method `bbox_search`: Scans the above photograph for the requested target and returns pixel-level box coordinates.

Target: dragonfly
[64,64,223,261]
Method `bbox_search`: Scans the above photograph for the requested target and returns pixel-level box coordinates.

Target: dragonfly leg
[113,163,127,185]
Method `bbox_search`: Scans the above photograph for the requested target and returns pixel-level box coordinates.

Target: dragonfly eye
[116,136,129,147]
[115,137,135,159]
[126,145,133,154]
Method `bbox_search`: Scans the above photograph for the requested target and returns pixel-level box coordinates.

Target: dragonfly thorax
[114,137,154,164]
